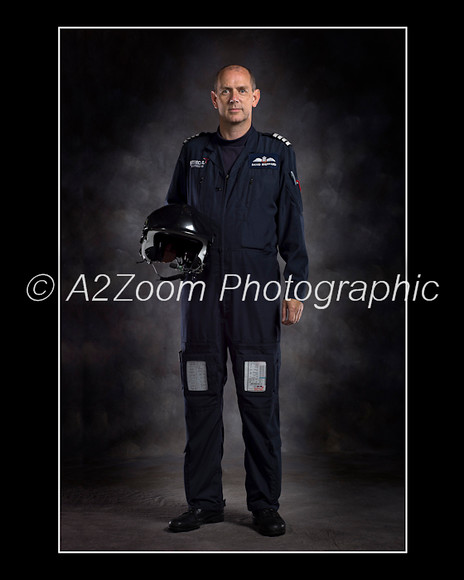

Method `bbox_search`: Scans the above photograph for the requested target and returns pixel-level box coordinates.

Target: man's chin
[228,116,247,125]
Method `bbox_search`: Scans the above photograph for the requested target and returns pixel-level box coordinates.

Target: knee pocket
[233,347,280,403]
[179,348,226,401]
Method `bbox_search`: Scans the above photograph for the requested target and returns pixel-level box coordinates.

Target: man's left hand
[281,299,304,326]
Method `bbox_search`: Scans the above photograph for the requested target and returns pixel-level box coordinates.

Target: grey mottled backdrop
[60,28,405,462]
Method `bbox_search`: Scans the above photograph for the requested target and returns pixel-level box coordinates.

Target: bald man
[166,65,309,536]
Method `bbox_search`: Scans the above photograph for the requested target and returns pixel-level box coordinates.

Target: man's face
[211,66,260,128]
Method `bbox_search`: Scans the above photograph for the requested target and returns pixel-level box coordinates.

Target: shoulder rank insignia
[183,132,206,144]
[270,132,292,147]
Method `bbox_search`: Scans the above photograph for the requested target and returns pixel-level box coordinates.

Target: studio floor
[59,451,405,553]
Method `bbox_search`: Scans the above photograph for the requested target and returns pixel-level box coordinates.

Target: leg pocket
[232,347,280,400]
[244,361,268,393]
[185,360,208,391]
[179,348,226,397]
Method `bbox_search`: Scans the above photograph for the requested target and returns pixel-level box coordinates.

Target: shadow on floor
[60,451,405,553]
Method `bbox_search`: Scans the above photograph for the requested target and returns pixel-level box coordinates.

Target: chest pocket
[241,170,280,251]
[187,165,222,220]
[186,170,205,210]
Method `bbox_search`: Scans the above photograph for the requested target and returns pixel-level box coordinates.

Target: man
[166,65,309,536]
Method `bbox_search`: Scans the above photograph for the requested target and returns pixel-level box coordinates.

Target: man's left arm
[277,146,309,325]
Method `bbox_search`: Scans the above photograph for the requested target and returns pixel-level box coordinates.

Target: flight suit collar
[203,125,259,175]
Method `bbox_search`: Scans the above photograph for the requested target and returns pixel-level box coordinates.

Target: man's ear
[211,91,218,109]
[252,89,261,108]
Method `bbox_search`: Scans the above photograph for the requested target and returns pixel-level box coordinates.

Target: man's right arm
[165,146,187,204]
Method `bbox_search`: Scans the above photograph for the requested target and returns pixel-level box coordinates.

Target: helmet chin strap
[151,256,204,282]
[151,263,185,281]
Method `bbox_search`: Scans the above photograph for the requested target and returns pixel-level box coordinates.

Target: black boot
[252,509,286,536]
[168,507,224,532]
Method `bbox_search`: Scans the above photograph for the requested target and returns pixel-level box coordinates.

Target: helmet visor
[141,231,206,279]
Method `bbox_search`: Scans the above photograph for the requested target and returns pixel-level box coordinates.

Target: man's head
[211,65,260,137]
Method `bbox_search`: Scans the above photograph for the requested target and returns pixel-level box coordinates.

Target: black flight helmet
[139,203,214,281]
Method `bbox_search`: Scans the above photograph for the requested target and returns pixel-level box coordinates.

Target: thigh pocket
[179,350,225,396]
[234,350,280,399]
[244,361,268,393]
[185,360,208,391]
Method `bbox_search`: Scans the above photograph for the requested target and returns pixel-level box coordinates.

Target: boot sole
[255,526,286,537]
[168,513,224,533]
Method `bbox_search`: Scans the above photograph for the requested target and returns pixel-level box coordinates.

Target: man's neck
[218,120,252,141]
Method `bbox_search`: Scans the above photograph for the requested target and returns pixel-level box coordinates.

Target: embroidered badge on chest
[249,154,279,168]
[190,158,208,168]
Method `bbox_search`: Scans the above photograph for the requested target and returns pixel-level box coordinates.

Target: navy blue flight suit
[166,125,309,513]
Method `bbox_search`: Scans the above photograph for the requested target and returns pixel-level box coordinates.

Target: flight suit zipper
[220,173,230,256]
[219,173,230,315]
[246,177,254,207]
[198,175,205,210]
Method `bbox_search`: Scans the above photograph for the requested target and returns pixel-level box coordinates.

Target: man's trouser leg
[229,341,282,512]
[179,341,227,512]
[179,267,228,512]
[224,261,283,513]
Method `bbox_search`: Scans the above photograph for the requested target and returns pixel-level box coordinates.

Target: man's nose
[229,90,240,102]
